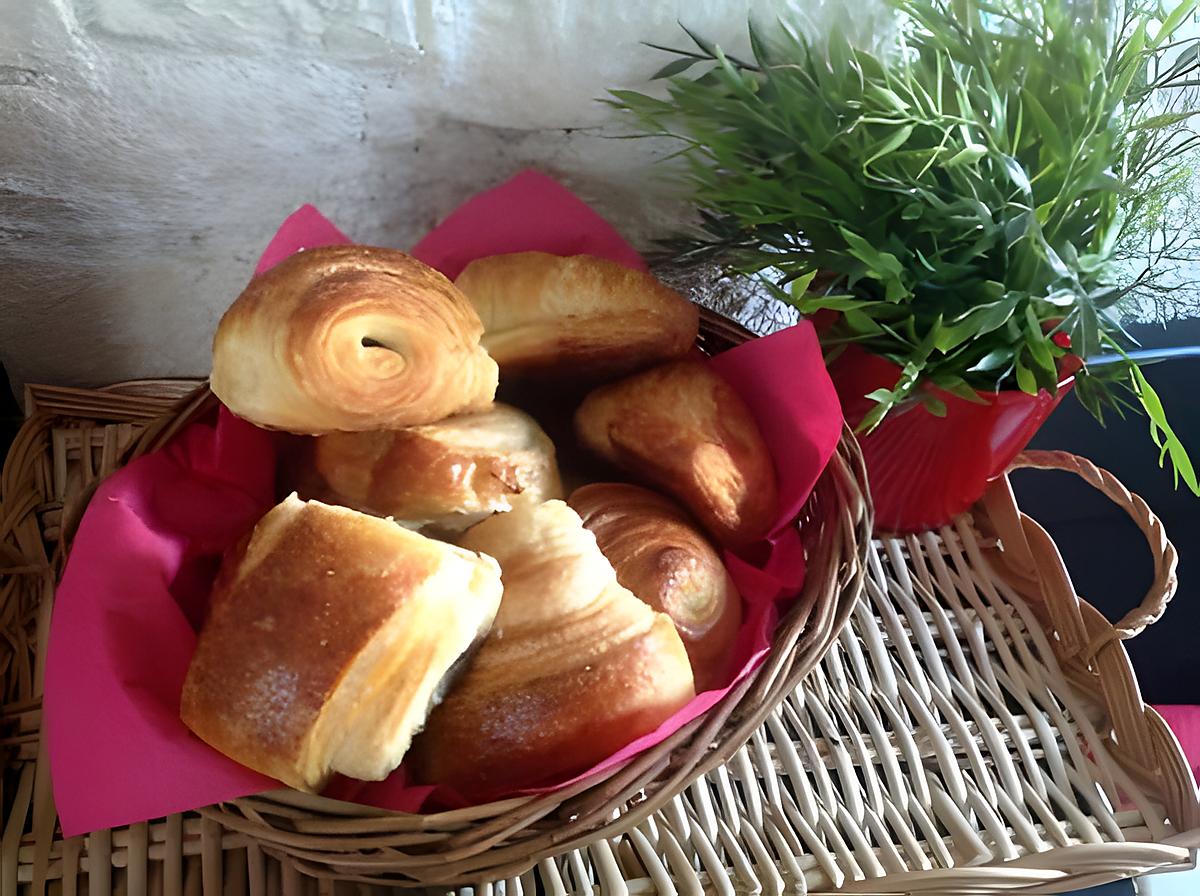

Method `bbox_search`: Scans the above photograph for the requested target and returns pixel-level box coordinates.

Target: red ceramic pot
[828,345,1080,534]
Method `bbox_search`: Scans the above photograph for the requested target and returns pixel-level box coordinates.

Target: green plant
[610,0,1200,492]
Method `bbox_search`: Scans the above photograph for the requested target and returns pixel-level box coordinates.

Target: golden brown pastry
[453,251,698,379]
[568,483,742,691]
[410,498,695,800]
[180,494,503,793]
[211,245,499,434]
[574,360,778,546]
[297,403,563,534]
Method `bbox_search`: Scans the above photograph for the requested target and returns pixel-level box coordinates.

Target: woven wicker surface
[4,375,1199,893]
[38,310,868,887]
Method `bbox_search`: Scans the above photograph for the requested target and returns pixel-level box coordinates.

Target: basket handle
[1002,449,1179,659]
[976,448,1196,801]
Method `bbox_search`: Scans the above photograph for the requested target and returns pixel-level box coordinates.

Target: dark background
[1,368,15,461]
[1015,317,1199,706]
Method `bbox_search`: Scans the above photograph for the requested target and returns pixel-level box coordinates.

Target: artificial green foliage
[610,0,1200,492]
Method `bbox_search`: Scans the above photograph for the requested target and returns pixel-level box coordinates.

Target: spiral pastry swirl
[212,245,498,433]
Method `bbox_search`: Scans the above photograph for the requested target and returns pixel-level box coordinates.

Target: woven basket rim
[41,307,874,886]
[10,371,1200,896]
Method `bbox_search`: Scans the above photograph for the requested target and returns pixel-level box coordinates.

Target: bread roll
[410,499,695,800]
[574,360,778,546]
[453,252,698,379]
[180,494,503,793]
[211,245,498,433]
[299,403,563,534]
[569,483,741,691]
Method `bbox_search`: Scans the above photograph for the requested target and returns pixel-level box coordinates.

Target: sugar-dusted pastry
[569,483,741,691]
[299,403,563,534]
[211,245,499,434]
[409,498,695,800]
[453,251,698,379]
[574,360,778,546]
[180,494,503,793]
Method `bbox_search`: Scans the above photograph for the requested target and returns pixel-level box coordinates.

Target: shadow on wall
[2,0,900,397]
[1014,318,1200,705]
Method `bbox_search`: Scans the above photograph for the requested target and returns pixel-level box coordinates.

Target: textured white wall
[0,0,892,394]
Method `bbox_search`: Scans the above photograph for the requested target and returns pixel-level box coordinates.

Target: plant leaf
[943,143,988,168]
[678,22,719,59]
[1131,111,1198,131]
[786,268,818,298]
[934,294,1020,351]
[1015,361,1038,394]
[969,347,1015,372]
[1076,300,1101,360]
[1150,0,1200,49]
[651,57,702,80]
[838,226,908,286]
[611,9,1200,482]
[935,376,993,404]
[844,307,885,334]
[1132,365,1200,494]
[1000,154,1033,197]
[864,123,915,168]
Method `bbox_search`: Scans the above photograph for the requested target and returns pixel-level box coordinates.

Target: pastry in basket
[211,245,499,434]
[574,360,778,546]
[569,483,742,691]
[452,251,698,379]
[180,494,503,793]
[409,498,695,799]
[293,403,564,534]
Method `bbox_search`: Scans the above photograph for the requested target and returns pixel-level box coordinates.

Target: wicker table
[3,380,1198,895]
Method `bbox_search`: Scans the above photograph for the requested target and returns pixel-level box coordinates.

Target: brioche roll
[574,360,778,546]
[410,498,695,800]
[569,483,741,691]
[297,403,563,534]
[453,252,698,379]
[211,245,498,433]
[180,494,503,793]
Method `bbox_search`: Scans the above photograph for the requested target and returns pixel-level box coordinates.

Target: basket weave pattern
[3,312,875,890]
[4,350,1199,893]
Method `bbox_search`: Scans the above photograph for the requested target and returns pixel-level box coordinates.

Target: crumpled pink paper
[45,170,843,836]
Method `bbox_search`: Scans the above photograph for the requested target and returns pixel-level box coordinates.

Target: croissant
[568,483,742,691]
[211,245,499,434]
[409,498,695,799]
[453,252,698,379]
[180,494,503,793]
[574,360,778,546]
[295,403,563,534]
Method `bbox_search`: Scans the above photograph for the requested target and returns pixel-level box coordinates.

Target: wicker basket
[1,310,873,889]
[5,374,1199,894]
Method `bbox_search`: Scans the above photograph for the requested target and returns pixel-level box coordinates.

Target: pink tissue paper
[45,170,843,836]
